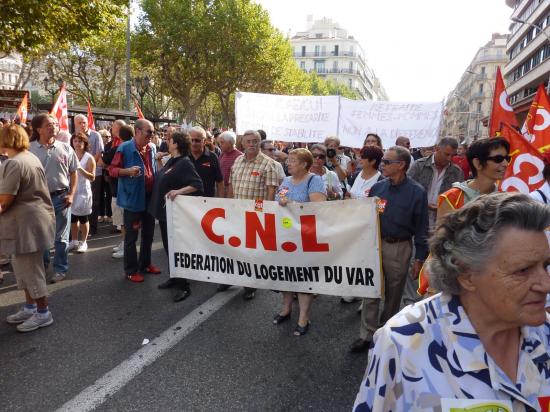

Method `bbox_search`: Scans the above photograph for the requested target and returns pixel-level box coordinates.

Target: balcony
[293,51,364,58]
[305,68,362,75]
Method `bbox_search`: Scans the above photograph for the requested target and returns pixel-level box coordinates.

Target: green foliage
[0,0,126,55]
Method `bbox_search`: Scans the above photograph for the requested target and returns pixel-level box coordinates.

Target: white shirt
[349,171,381,199]
[530,181,550,204]
[320,167,343,199]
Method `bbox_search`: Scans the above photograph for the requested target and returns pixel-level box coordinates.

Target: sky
[255,0,513,102]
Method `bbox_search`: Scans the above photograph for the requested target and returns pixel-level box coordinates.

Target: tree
[1,0,126,56]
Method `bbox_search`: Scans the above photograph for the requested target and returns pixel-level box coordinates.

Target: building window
[301,46,306,57]
[334,45,339,56]
[8,74,11,84]
[314,60,325,73]
[300,61,305,70]
[479,84,483,94]
[1,73,4,81]
[315,45,320,56]
[348,78,352,87]
[481,66,486,75]
[321,45,326,56]
[333,61,338,70]
[477,102,482,113]
[315,33,322,38]
[349,61,353,71]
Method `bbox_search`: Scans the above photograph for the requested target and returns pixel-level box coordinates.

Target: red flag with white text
[50,85,69,131]
[87,100,96,130]
[133,97,144,119]
[499,122,545,193]
[16,92,28,125]
[521,84,550,153]
[489,67,519,137]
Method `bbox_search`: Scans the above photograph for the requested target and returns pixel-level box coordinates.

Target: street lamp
[133,75,150,111]
[43,76,64,103]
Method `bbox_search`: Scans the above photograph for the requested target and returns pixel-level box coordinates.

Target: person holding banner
[150,131,203,302]
[274,148,326,335]
[350,145,429,353]
[346,146,384,200]
[354,192,550,411]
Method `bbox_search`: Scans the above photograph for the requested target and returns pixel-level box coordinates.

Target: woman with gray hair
[354,192,550,411]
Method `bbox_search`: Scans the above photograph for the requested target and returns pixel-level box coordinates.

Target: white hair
[189,126,206,139]
[74,114,87,123]
[219,131,236,145]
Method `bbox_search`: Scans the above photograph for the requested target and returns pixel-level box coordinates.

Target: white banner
[338,99,443,149]
[235,92,442,148]
[167,197,382,298]
[235,92,339,142]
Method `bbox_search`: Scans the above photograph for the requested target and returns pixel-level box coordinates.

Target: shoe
[112,249,124,259]
[293,321,310,336]
[340,296,358,304]
[273,313,291,325]
[112,241,123,252]
[68,240,80,251]
[142,264,161,275]
[76,241,88,253]
[173,288,191,302]
[16,312,53,332]
[98,216,104,223]
[51,273,66,283]
[217,284,231,292]
[158,278,179,289]
[350,338,371,353]
[105,216,113,223]
[243,290,255,300]
[127,273,144,283]
[6,308,35,324]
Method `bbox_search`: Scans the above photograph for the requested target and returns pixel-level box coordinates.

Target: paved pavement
[0,222,368,411]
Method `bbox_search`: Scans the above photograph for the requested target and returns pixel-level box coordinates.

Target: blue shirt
[368,176,428,260]
[275,174,326,203]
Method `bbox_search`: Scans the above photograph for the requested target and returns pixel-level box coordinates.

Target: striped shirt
[229,152,278,200]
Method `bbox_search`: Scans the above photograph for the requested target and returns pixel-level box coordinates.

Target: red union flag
[16,92,28,125]
[86,100,96,130]
[500,122,545,193]
[50,85,69,131]
[521,84,550,152]
[489,67,519,137]
[133,97,144,119]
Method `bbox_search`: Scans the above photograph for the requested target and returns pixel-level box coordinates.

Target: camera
[326,148,336,159]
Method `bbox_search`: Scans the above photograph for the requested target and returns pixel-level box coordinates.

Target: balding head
[74,114,88,134]
[134,119,154,147]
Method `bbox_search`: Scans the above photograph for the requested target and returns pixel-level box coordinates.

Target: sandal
[273,313,291,325]
[293,321,310,336]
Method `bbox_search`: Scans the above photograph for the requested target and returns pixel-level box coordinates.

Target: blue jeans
[44,193,71,274]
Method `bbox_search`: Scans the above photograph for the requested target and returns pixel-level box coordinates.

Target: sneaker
[127,273,144,283]
[51,273,66,283]
[68,240,80,251]
[76,241,88,253]
[16,312,54,332]
[98,216,104,223]
[142,264,161,275]
[6,308,35,324]
[113,241,124,252]
[112,249,124,259]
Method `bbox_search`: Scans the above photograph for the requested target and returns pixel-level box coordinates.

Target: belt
[382,236,412,244]
[49,188,68,197]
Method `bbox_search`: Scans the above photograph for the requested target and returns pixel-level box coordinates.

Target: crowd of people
[1,114,550,408]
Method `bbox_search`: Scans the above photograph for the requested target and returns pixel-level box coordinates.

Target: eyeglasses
[313,154,326,160]
[381,159,402,165]
[485,154,511,163]
[191,139,203,143]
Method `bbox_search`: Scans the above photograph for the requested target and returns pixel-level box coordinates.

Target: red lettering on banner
[245,212,277,251]
[201,208,225,244]
[300,215,329,252]
[538,396,550,411]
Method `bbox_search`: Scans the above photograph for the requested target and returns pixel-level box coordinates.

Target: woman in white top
[347,146,384,199]
[309,144,343,200]
[69,132,96,253]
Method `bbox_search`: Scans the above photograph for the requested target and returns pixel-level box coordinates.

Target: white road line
[56,288,240,412]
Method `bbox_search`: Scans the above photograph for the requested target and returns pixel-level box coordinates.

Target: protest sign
[235,91,339,142]
[167,197,382,298]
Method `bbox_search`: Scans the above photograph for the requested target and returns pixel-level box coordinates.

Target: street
[0,222,367,412]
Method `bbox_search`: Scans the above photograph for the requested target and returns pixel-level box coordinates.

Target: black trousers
[159,219,189,290]
[90,175,104,233]
[123,208,155,276]
[102,178,112,217]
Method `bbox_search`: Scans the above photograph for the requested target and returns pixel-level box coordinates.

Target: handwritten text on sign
[167,197,382,298]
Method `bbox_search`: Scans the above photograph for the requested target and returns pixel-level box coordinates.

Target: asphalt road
[0,222,368,412]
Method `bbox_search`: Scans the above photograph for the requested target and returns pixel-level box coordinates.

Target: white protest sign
[338,98,443,148]
[235,91,339,142]
[167,197,382,298]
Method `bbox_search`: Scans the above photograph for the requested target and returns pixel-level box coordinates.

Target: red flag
[521,84,550,153]
[489,67,519,137]
[86,100,96,130]
[133,97,144,119]
[16,92,28,125]
[50,85,69,131]
[499,122,545,193]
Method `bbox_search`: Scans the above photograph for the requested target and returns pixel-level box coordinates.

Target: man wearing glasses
[350,145,429,353]
[108,119,161,283]
[188,126,224,198]
[260,140,285,185]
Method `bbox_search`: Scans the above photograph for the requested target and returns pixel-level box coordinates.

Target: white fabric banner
[167,196,382,298]
[235,92,443,148]
[235,92,339,142]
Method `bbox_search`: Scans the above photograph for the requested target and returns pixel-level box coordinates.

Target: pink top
[219,148,242,185]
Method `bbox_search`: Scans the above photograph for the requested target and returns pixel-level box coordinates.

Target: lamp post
[43,76,64,103]
[133,75,150,112]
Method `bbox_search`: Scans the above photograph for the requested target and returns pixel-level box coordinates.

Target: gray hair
[438,137,458,150]
[189,126,206,139]
[387,145,411,170]
[309,143,327,154]
[74,114,87,123]
[243,130,261,140]
[113,119,126,127]
[219,131,236,145]
[428,192,550,294]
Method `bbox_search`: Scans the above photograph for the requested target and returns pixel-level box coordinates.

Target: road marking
[56,288,240,412]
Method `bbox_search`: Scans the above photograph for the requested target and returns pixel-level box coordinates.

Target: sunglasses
[485,154,511,163]
[381,159,402,165]
[313,154,326,160]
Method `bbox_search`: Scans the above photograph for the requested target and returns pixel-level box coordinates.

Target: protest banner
[338,98,443,148]
[167,196,382,298]
[235,91,339,142]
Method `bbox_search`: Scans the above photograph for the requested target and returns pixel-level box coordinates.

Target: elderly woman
[309,144,342,200]
[0,125,55,332]
[354,192,550,410]
[274,148,326,336]
[149,131,203,302]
